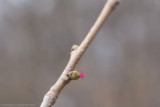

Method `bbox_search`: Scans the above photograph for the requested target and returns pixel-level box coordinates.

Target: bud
[68,71,80,80]
[68,70,86,80]
[71,45,79,51]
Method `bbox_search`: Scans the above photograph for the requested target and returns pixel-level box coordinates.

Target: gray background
[0,0,160,107]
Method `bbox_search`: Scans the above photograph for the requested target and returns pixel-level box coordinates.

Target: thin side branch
[40,0,119,107]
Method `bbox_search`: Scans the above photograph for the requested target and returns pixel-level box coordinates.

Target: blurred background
[0,0,160,107]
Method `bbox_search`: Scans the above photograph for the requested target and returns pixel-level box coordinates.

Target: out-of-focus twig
[40,0,119,107]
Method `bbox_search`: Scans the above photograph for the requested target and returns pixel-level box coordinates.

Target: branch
[40,0,119,107]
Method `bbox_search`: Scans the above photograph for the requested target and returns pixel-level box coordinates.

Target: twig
[40,0,119,107]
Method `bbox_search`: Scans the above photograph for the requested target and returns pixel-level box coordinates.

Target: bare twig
[40,0,119,107]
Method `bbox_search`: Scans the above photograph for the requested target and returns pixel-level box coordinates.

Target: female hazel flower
[79,70,86,80]
[68,70,86,80]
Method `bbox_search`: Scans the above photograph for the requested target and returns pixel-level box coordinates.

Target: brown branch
[40,0,119,107]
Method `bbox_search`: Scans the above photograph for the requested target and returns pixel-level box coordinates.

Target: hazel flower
[78,70,86,80]
[68,70,86,80]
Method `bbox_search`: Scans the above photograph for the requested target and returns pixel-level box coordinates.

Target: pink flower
[78,70,86,80]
